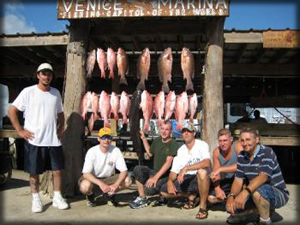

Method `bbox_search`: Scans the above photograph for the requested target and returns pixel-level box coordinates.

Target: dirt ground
[0,170,299,225]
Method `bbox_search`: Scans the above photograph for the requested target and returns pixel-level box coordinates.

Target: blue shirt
[236,145,289,197]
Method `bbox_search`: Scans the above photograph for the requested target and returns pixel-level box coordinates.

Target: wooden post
[202,18,225,152]
[61,21,90,197]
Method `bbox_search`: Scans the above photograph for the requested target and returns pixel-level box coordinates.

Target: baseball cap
[37,63,53,73]
[181,122,196,132]
[98,127,113,137]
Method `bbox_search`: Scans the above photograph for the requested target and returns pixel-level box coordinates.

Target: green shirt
[150,137,178,176]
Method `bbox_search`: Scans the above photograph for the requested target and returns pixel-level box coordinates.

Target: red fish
[117,47,129,85]
[110,92,120,121]
[154,91,165,127]
[181,47,195,91]
[97,48,107,78]
[86,49,96,78]
[99,90,111,128]
[80,91,93,120]
[164,91,176,121]
[140,90,153,131]
[189,93,198,123]
[119,91,131,124]
[137,48,151,90]
[107,47,116,79]
[175,91,189,130]
[158,47,173,93]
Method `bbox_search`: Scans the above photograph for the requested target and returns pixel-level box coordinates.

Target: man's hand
[234,190,248,211]
[226,196,236,214]
[146,177,158,188]
[18,129,34,141]
[167,180,177,195]
[99,182,111,194]
[215,187,226,200]
[177,168,187,184]
[210,169,220,182]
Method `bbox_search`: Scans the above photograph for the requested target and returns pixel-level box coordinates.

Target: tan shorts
[78,174,120,187]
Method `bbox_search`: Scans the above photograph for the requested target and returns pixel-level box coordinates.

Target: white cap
[37,63,53,72]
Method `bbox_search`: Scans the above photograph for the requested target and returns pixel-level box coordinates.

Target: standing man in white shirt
[8,63,69,213]
[79,127,132,207]
[160,122,211,220]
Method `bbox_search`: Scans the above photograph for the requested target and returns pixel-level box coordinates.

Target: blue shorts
[24,142,65,175]
[256,184,289,209]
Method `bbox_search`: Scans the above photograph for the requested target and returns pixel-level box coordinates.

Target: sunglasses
[100,136,112,140]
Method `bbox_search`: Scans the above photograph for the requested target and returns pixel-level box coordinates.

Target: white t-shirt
[171,139,210,175]
[12,85,63,146]
[82,144,128,178]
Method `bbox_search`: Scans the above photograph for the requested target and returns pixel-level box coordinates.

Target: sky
[0,0,299,34]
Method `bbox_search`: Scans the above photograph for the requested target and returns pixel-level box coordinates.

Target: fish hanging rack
[119,50,206,55]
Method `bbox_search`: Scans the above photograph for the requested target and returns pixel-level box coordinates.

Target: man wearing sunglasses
[79,127,131,207]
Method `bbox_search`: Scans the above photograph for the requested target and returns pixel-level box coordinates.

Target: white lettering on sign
[57,0,229,19]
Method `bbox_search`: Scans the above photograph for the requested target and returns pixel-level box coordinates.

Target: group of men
[8,63,289,225]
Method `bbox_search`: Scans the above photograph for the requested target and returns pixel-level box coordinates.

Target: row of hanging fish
[85,47,195,92]
[140,90,198,131]
[81,90,198,132]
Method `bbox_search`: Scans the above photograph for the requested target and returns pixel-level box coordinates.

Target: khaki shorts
[78,174,120,187]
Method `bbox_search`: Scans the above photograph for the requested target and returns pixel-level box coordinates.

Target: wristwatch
[227,193,236,199]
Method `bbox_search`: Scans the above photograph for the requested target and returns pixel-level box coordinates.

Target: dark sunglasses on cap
[100,135,112,140]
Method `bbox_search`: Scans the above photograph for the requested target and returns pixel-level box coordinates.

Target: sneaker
[86,193,96,207]
[129,196,150,209]
[103,193,118,207]
[52,196,69,210]
[152,197,168,207]
[32,198,43,213]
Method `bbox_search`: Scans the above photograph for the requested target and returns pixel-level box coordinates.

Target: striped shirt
[236,145,289,197]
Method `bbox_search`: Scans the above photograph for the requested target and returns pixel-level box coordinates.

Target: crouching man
[79,127,132,207]
[226,128,289,225]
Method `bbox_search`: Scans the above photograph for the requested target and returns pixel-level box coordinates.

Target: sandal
[181,197,199,210]
[195,208,208,220]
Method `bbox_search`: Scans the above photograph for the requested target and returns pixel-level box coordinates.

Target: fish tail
[137,80,146,90]
[114,114,119,121]
[101,70,106,79]
[176,122,182,130]
[123,116,128,124]
[144,121,150,131]
[104,119,111,128]
[119,76,128,85]
[185,79,194,92]
[162,84,170,94]
[109,70,114,79]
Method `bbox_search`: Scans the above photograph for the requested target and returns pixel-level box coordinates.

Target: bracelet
[227,193,236,199]
[245,187,252,195]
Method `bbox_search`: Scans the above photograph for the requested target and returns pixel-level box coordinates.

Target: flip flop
[181,196,199,210]
[195,208,208,220]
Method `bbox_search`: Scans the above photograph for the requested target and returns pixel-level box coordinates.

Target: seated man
[208,129,243,204]
[79,127,131,207]
[226,128,289,225]
[129,120,178,209]
[160,123,211,220]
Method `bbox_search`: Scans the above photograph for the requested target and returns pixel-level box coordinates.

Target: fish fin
[119,76,128,85]
[162,85,170,94]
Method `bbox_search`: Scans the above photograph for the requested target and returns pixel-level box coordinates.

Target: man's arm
[83,173,111,194]
[146,156,174,188]
[57,112,65,139]
[167,171,178,195]
[8,105,34,140]
[140,130,152,158]
[109,170,128,194]
[226,177,244,214]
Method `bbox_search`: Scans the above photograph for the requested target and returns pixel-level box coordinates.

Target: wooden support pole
[61,21,90,197]
[202,18,225,151]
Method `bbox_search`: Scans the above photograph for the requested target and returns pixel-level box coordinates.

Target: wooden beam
[0,34,69,47]
[251,96,300,108]
[260,136,300,146]
[224,32,263,44]
[224,63,299,76]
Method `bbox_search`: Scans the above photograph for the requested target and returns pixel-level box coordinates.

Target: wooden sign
[57,0,230,19]
[263,30,300,48]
